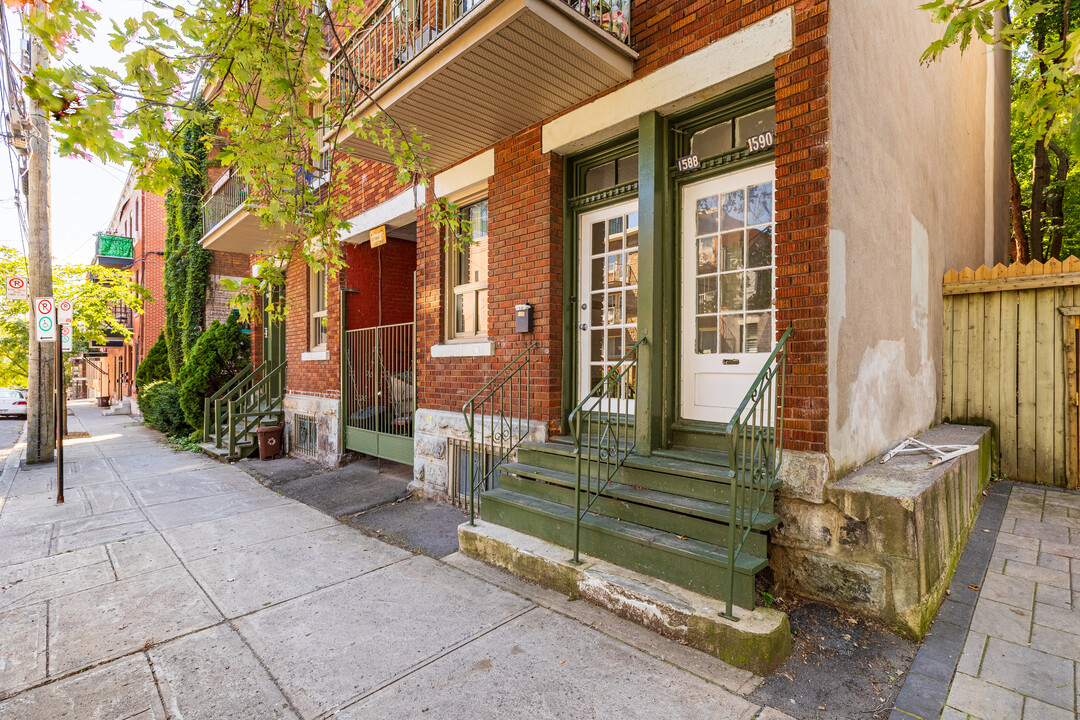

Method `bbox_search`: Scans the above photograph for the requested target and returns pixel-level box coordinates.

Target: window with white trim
[447,199,488,340]
[310,265,327,350]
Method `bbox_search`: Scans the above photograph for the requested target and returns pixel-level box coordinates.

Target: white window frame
[445,197,489,342]
[310,265,328,351]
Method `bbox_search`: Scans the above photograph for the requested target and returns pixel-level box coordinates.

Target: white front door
[680,164,776,423]
[578,200,639,411]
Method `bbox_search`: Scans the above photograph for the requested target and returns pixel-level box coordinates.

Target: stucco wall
[826,0,1010,474]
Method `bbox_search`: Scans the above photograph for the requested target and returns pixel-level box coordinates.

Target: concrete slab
[110,453,217,481]
[148,625,299,720]
[187,524,410,618]
[48,565,222,674]
[338,609,759,720]
[0,496,92,530]
[124,470,257,507]
[272,463,409,518]
[979,637,1075,709]
[236,556,533,718]
[52,508,155,553]
[105,534,179,580]
[0,545,106,584]
[0,653,164,719]
[141,487,292,531]
[347,496,466,558]
[0,604,47,696]
[82,483,135,514]
[0,524,53,567]
[236,456,321,486]
[162,502,338,562]
[0,560,113,613]
[970,598,1032,646]
[945,671,1026,720]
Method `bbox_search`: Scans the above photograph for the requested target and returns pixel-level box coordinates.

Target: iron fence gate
[344,322,416,464]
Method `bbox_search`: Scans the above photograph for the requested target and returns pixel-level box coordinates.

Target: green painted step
[517,443,779,511]
[498,462,777,554]
[480,488,761,608]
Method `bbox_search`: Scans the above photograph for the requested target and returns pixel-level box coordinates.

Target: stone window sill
[430,341,494,358]
[301,349,330,362]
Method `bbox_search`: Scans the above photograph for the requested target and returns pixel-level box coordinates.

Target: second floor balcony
[327,0,636,171]
[200,170,294,253]
[93,234,134,268]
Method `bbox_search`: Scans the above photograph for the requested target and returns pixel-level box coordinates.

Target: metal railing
[227,360,287,458]
[569,334,644,564]
[201,172,250,238]
[329,0,631,109]
[345,322,416,437]
[720,326,793,619]
[203,361,255,444]
[462,342,537,525]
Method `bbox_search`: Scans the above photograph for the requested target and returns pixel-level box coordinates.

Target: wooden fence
[943,257,1080,489]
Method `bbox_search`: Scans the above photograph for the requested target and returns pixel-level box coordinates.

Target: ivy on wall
[164,114,212,378]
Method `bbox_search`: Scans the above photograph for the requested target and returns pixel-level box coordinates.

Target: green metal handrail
[227,361,287,458]
[462,343,538,525]
[203,362,255,442]
[570,334,646,564]
[721,326,794,619]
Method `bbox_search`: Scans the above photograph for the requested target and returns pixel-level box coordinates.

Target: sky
[0,0,150,266]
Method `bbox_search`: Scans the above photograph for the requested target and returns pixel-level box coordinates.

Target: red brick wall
[343,238,416,330]
[283,258,341,399]
[415,126,563,421]
[210,250,251,278]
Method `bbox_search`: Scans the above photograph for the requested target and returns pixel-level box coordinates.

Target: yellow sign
[370,225,387,248]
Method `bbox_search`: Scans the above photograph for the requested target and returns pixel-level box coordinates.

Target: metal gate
[344,322,416,464]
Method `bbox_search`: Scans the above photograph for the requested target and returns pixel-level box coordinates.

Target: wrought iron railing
[345,322,416,437]
[203,361,256,444]
[569,334,644,563]
[720,326,793,619]
[226,361,286,458]
[462,342,537,525]
[201,172,250,238]
[329,0,631,109]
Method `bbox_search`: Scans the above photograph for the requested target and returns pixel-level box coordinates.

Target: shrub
[135,332,172,391]
[176,313,251,429]
[140,381,192,436]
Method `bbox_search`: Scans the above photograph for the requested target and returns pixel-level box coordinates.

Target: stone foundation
[412,408,547,499]
[770,424,992,639]
[283,394,340,466]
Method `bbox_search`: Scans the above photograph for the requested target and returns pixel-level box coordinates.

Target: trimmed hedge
[140,381,192,436]
[176,313,251,429]
[135,332,171,391]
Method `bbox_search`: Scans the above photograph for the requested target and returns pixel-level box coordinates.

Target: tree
[10,0,472,320]
[921,1,1080,262]
[134,331,171,391]
[0,245,150,387]
[175,313,250,428]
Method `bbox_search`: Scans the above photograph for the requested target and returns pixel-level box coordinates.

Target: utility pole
[25,34,54,464]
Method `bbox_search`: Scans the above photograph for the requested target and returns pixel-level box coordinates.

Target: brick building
[199,0,1010,639]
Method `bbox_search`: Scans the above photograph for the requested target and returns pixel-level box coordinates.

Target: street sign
[60,323,72,352]
[35,297,56,342]
[370,225,387,248]
[4,276,28,300]
[57,299,73,324]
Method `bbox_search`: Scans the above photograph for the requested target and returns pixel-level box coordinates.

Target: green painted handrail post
[724,425,740,620]
[572,411,583,564]
[467,406,475,525]
[227,400,237,459]
[203,398,211,443]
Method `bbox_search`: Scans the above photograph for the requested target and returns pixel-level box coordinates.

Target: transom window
[584,153,638,194]
[690,106,776,159]
[693,180,774,355]
[448,199,489,340]
[310,266,327,350]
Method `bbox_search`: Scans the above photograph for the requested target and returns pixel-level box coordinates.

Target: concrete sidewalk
[0,401,788,719]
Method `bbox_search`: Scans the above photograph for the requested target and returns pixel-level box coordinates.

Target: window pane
[747,226,772,268]
[607,255,624,288]
[690,121,733,158]
[592,257,605,291]
[697,236,718,274]
[625,288,638,325]
[736,106,776,146]
[456,247,471,286]
[746,269,772,311]
[747,182,773,226]
[696,196,718,235]
[719,314,742,354]
[590,292,605,326]
[606,329,623,360]
[745,312,773,353]
[625,250,638,286]
[616,154,638,184]
[720,189,745,230]
[719,273,743,313]
[720,231,743,271]
[592,221,606,255]
[585,161,616,193]
[477,288,488,333]
[696,316,718,354]
[696,276,717,314]
[604,292,623,325]
[591,330,604,362]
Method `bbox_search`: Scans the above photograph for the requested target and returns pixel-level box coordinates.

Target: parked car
[0,388,27,417]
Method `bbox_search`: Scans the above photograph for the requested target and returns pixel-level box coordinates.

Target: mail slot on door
[515,303,533,333]
[723,358,740,365]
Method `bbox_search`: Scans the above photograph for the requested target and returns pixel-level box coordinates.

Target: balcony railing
[329,0,631,109]
[104,306,133,337]
[202,172,250,238]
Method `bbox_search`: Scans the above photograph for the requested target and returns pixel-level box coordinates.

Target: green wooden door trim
[345,427,415,465]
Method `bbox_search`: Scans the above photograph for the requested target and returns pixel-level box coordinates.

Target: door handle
[579,323,588,331]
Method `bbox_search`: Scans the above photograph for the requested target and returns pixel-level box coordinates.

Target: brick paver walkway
[942,484,1080,720]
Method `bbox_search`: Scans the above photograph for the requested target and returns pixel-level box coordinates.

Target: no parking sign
[4,276,27,300]
[57,299,73,324]
[35,297,56,342]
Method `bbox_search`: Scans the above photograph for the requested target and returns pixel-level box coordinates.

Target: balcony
[96,305,133,348]
[200,171,294,254]
[327,0,636,171]
[93,234,134,268]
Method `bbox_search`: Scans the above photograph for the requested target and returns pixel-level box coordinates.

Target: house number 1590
[746,131,775,154]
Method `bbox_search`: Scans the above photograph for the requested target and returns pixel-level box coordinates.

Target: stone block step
[479,487,764,608]
[498,462,776,554]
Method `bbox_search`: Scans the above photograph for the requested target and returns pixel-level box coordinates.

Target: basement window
[292,413,318,459]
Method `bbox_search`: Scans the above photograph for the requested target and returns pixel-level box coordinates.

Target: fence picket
[953,294,970,420]
[943,295,954,419]
[982,290,1000,474]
